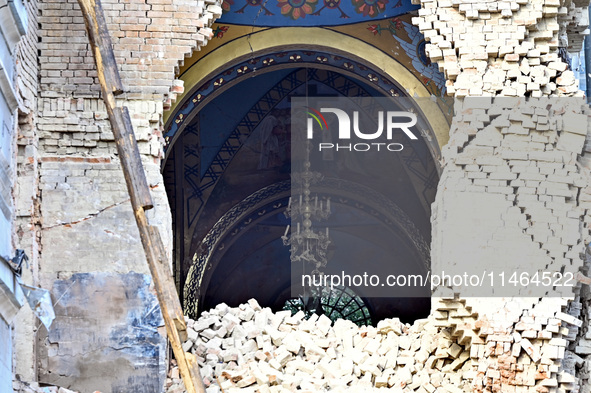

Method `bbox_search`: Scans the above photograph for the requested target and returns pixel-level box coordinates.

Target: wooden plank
[186,352,207,393]
[75,0,204,391]
[112,107,154,210]
[132,213,200,391]
[148,225,188,342]
[77,0,123,96]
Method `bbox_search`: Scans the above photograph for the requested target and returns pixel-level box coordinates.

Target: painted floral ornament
[278,0,318,19]
[222,0,233,12]
[352,0,388,17]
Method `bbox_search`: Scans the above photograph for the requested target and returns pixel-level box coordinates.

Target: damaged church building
[2,0,591,390]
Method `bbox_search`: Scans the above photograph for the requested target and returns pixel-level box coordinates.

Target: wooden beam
[76,0,203,391]
[77,0,123,97]
[112,107,154,210]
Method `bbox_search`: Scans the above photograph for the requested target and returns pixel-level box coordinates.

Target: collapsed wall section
[411,0,591,389]
[167,297,582,393]
[430,97,591,392]
[13,0,223,390]
[154,94,591,393]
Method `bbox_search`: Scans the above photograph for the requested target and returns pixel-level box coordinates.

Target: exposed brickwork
[38,0,217,100]
[431,97,591,392]
[23,0,223,389]
[37,0,220,157]
[412,0,589,96]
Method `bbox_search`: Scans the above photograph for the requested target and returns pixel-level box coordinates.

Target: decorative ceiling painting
[171,16,449,146]
[217,0,417,26]
[330,18,447,98]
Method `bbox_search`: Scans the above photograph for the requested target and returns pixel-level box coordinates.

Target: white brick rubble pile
[165,299,467,393]
[164,297,583,393]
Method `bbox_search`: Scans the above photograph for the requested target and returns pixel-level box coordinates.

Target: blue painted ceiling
[198,67,383,177]
[217,0,418,26]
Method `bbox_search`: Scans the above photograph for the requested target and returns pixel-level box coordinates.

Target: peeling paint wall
[37,272,166,393]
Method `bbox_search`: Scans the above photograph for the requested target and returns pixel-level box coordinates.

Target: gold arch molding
[164,27,450,155]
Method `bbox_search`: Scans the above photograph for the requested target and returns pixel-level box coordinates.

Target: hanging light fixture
[282,142,331,275]
[283,73,332,277]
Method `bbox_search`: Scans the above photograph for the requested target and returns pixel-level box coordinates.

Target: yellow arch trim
[165,27,450,151]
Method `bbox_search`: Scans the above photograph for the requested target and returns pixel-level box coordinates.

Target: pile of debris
[165,299,471,393]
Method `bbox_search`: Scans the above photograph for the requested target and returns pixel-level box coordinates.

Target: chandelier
[282,146,331,275]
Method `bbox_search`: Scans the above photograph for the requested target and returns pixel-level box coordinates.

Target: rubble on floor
[165,297,583,393]
[14,295,583,393]
[166,299,475,393]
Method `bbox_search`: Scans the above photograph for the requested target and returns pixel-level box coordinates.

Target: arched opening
[163,60,443,324]
[162,14,450,325]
